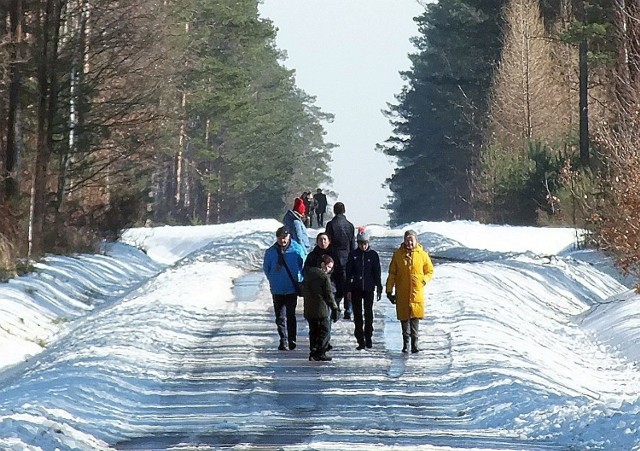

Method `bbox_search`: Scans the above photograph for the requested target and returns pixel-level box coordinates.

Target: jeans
[273,294,298,345]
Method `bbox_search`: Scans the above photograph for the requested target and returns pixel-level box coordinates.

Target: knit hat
[356,229,370,243]
[293,197,306,215]
[276,226,289,237]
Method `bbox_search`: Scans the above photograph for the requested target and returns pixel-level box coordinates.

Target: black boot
[402,337,410,353]
[278,339,287,351]
[365,337,372,349]
[411,336,420,354]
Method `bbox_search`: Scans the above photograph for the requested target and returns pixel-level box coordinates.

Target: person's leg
[363,291,375,348]
[285,294,298,349]
[273,295,287,350]
[352,290,365,349]
[308,319,318,359]
[316,317,332,361]
[339,266,352,319]
[410,318,420,353]
[400,319,411,353]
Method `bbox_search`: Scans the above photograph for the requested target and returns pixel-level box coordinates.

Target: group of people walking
[296,188,328,228]
[262,195,434,362]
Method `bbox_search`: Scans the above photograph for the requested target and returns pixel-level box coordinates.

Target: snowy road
[2,221,640,450]
[115,266,561,450]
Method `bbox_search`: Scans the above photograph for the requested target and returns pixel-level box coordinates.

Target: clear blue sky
[259,0,425,226]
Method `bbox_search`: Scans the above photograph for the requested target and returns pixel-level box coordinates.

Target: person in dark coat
[303,254,339,361]
[304,232,342,350]
[263,226,306,351]
[325,201,356,319]
[314,188,328,227]
[345,228,383,350]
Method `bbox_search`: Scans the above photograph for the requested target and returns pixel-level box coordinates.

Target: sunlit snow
[1,219,639,450]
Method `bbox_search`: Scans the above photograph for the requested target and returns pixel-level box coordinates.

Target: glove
[386,292,396,304]
[330,308,339,323]
[376,289,382,301]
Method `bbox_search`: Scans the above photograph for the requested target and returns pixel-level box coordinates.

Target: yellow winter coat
[385,243,434,321]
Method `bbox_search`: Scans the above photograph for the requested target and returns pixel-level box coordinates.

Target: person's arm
[422,251,434,285]
[373,251,383,294]
[294,219,310,251]
[386,252,397,295]
[350,224,357,251]
[345,250,354,289]
[325,221,334,241]
[323,274,338,310]
[263,248,273,281]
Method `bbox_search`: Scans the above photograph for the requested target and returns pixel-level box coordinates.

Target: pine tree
[380,0,505,224]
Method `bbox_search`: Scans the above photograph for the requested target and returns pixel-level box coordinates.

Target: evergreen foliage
[0,0,333,264]
[380,0,505,225]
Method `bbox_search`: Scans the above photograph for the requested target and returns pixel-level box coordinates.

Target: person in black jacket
[303,254,339,361]
[305,232,342,350]
[314,188,328,227]
[345,228,382,350]
[325,201,356,320]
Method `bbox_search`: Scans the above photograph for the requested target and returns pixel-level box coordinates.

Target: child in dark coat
[345,228,382,350]
[303,254,339,361]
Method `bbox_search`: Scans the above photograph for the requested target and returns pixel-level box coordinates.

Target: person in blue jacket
[345,228,382,350]
[283,197,310,253]
[263,226,306,351]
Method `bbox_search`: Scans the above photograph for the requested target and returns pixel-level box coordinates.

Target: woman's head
[316,233,330,249]
[403,229,418,251]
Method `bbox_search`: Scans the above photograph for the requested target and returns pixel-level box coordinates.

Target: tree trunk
[29,0,64,259]
[3,0,23,201]
[576,0,590,165]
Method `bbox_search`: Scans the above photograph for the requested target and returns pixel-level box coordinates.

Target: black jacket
[325,214,356,264]
[304,244,342,293]
[345,247,383,293]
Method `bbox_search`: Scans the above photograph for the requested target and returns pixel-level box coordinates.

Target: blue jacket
[263,239,305,295]
[283,209,310,252]
[345,247,383,293]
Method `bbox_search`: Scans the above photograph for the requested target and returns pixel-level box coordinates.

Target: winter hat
[276,226,290,237]
[293,197,306,215]
[356,226,370,243]
[356,230,370,243]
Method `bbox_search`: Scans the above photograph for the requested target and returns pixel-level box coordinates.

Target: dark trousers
[308,317,331,357]
[336,263,351,314]
[352,289,374,345]
[316,212,324,227]
[273,294,298,345]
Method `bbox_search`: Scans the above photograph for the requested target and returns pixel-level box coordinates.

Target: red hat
[293,197,306,215]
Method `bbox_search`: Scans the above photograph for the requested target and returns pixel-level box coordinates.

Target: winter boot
[365,337,372,349]
[411,336,420,354]
[288,341,296,350]
[401,336,410,353]
[278,339,287,351]
[356,341,365,351]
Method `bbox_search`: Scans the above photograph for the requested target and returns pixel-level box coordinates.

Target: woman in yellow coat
[385,229,434,353]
